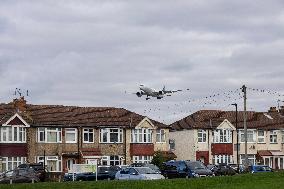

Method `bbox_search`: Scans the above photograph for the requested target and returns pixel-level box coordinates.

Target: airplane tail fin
[163,85,166,92]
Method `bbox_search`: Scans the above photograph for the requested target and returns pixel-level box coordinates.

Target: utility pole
[231,103,239,172]
[241,85,248,168]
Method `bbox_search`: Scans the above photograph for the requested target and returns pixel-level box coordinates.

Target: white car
[115,167,165,180]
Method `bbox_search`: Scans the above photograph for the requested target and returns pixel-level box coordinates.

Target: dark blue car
[249,165,272,173]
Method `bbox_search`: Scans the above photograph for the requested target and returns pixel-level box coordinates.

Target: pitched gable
[216,119,236,130]
[135,117,155,129]
[2,113,30,127]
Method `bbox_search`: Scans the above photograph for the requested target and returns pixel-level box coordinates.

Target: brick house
[0,97,170,174]
[170,107,284,169]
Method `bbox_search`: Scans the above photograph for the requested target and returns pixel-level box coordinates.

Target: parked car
[18,163,46,181]
[249,165,272,173]
[0,168,39,184]
[63,166,121,181]
[207,164,236,176]
[115,167,165,180]
[185,161,214,177]
[130,163,161,173]
[97,166,121,180]
[161,160,213,179]
[0,170,14,178]
[161,160,188,179]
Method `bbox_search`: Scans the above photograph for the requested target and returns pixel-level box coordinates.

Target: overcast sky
[1,0,284,124]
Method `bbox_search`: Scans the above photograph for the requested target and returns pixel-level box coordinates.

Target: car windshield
[186,161,206,170]
[135,167,157,174]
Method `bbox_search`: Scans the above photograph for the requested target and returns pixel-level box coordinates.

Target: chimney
[280,106,284,115]
[13,96,27,112]
[268,107,277,113]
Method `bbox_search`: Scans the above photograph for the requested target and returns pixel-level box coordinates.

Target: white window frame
[240,154,256,165]
[212,155,232,165]
[83,128,94,143]
[131,128,153,143]
[132,156,153,164]
[198,129,207,143]
[99,128,123,143]
[270,130,278,144]
[37,156,62,172]
[0,126,26,143]
[65,128,77,143]
[213,129,232,143]
[1,157,27,172]
[156,129,166,143]
[100,155,123,166]
[239,129,256,143]
[257,130,265,143]
[37,128,62,143]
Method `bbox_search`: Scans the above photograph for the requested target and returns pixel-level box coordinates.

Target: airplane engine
[158,91,164,95]
[136,92,143,97]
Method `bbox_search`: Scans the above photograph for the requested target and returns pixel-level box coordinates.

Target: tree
[151,151,173,169]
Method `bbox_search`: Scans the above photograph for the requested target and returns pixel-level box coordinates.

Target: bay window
[0,126,26,143]
[1,157,26,172]
[101,156,123,166]
[213,129,232,143]
[131,128,152,143]
[132,156,152,164]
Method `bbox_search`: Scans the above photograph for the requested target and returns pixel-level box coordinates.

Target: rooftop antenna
[14,88,30,98]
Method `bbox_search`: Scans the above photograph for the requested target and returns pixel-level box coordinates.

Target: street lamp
[231,103,239,172]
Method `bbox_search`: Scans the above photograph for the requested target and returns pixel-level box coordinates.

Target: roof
[170,109,284,131]
[0,99,168,129]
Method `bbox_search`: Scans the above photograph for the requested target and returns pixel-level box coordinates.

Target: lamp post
[231,103,239,172]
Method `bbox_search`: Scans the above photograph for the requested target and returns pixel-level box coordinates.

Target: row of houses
[170,107,284,170]
[1,97,284,176]
[0,97,172,176]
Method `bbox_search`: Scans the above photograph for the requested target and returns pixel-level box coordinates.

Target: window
[131,128,152,143]
[212,129,232,143]
[100,128,123,143]
[156,129,166,143]
[270,130,278,143]
[0,126,26,143]
[37,128,62,143]
[198,129,207,143]
[132,156,153,164]
[37,156,61,172]
[1,157,26,172]
[65,128,77,143]
[282,130,284,143]
[83,128,94,143]
[101,156,123,166]
[257,130,265,143]
[240,154,255,165]
[239,129,256,143]
[212,155,232,165]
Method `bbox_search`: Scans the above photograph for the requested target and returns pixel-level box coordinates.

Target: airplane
[135,84,182,100]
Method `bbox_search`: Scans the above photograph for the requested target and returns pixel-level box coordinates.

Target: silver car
[115,167,165,180]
